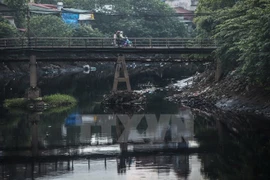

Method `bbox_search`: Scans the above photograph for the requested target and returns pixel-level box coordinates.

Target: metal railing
[0,37,216,49]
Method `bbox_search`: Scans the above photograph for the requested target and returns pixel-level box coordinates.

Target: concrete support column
[30,55,37,88]
[215,59,223,82]
[112,55,131,92]
[27,55,40,99]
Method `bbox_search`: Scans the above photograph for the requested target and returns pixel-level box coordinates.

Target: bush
[43,94,77,107]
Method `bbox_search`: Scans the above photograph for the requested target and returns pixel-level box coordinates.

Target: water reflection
[0,155,205,180]
[1,67,270,179]
[0,107,197,153]
[0,106,205,179]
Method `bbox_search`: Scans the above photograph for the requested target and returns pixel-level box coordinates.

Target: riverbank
[166,69,270,118]
[4,61,269,117]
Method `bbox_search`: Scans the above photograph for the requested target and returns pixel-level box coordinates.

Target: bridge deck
[0,37,216,54]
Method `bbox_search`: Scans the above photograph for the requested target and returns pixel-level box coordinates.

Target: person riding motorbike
[116,31,124,46]
[115,31,132,47]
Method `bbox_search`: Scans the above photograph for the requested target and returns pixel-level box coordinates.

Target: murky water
[0,155,205,180]
[1,64,270,180]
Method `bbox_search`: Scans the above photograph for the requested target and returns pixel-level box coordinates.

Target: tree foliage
[72,25,103,37]
[195,0,270,84]
[0,17,18,38]
[29,15,73,37]
[29,15,103,38]
[3,0,187,37]
[3,0,27,28]
[60,0,187,37]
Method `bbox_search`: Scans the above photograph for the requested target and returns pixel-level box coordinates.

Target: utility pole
[27,1,31,47]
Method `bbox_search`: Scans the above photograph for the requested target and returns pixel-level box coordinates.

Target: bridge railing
[0,37,216,49]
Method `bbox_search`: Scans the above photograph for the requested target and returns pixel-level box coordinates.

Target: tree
[61,0,187,37]
[0,17,18,38]
[29,15,73,37]
[194,0,236,38]
[72,25,103,37]
[195,0,270,84]
[3,0,27,28]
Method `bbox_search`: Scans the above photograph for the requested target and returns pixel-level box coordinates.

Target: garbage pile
[102,91,146,113]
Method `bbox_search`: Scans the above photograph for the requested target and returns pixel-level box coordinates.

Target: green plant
[4,98,27,108]
[43,93,77,107]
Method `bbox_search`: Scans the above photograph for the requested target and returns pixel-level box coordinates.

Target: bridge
[0,37,219,96]
[0,37,215,62]
[0,37,216,55]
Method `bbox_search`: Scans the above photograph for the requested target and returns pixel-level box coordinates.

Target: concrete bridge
[0,37,220,97]
[0,37,216,55]
[0,37,215,62]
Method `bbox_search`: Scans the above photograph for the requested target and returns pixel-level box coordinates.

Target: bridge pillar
[112,55,131,92]
[27,55,40,99]
[215,59,223,81]
[29,113,41,157]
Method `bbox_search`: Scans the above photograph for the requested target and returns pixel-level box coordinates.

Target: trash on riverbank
[101,91,146,113]
[170,76,194,89]
[165,69,270,118]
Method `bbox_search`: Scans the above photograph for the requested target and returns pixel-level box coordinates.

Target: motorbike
[122,36,132,47]
[116,36,132,47]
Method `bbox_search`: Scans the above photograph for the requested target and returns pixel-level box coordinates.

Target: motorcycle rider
[116,31,124,47]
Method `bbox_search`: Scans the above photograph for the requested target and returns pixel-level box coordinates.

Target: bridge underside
[0,49,214,63]
[0,47,215,55]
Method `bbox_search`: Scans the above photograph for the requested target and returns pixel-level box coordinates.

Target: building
[61,8,94,25]
[165,0,198,11]
[165,0,199,21]
[165,0,199,33]
[28,3,94,25]
[28,3,60,15]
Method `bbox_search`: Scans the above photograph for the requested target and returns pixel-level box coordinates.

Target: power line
[1,8,212,17]
[94,13,211,17]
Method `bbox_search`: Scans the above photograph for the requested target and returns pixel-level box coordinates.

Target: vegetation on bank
[195,0,270,85]
[42,94,77,107]
[4,94,77,109]
[4,97,27,108]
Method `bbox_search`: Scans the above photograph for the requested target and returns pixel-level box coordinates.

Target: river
[0,63,270,180]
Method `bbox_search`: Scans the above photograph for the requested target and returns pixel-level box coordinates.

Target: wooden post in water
[112,55,131,92]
